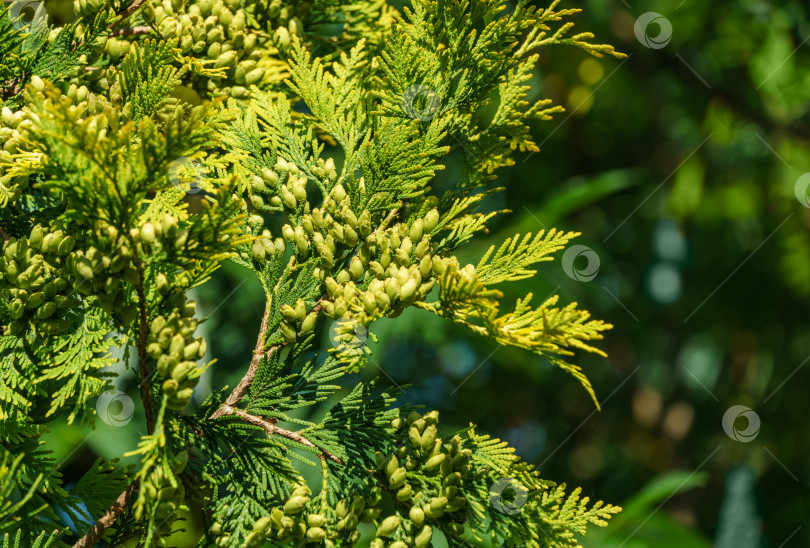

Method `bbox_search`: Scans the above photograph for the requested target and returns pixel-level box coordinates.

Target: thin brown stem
[132,257,155,435]
[116,0,148,22]
[374,200,404,235]
[108,26,153,37]
[66,195,403,545]
[72,481,138,548]
[209,307,272,419]
[79,289,325,541]
[222,405,344,465]
[209,254,323,420]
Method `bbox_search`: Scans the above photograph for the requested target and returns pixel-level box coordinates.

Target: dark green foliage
[0,0,624,546]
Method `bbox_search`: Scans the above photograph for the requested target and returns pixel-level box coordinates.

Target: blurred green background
[42,0,810,545]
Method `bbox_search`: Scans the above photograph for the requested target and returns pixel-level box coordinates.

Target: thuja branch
[0,0,626,543]
[209,257,299,419]
[210,290,325,419]
[209,307,271,419]
[220,405,344,465]
[108,26,153,38]
[132,254,155,435]
[71,482,138,548]
[115,0,148,22]
[374,200,404,235]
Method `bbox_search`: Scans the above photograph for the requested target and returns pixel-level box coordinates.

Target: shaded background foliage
[40,0,808,545]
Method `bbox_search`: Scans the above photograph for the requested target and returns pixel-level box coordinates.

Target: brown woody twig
[116,0,148,22]
[209,307,272,419]
[72,482,138,548]
[108,26,153,37]
[220,405,344,465]
[78,279,329,542]
[132,256,155,435]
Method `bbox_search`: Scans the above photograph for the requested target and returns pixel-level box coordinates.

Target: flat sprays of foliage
[0,0,624,546]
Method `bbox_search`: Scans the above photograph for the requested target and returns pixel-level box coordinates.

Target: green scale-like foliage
[0,0,624,546]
